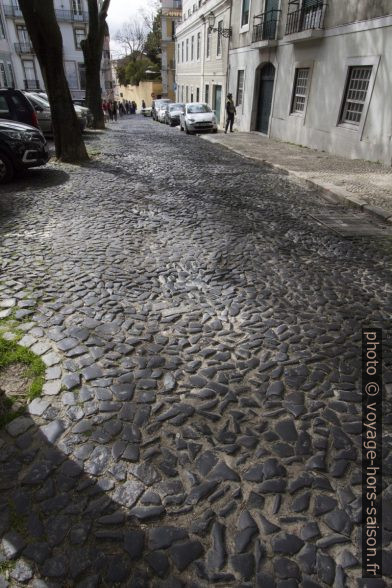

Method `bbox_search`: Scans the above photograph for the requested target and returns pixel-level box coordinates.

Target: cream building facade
[228,0,392,164]
[0,0,113,101]
[161,0,182,101]
[175,0,232,126]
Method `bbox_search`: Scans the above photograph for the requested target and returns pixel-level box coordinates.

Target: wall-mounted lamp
[207,11,232,38]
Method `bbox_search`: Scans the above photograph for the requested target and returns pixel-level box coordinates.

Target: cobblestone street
[0,116,391,587]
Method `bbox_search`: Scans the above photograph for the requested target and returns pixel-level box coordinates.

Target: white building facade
[228,0,392,165]
[0,0,113,101]
[175,0,232,127]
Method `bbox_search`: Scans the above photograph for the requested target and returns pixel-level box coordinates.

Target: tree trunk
[82,0,111,130]
[19,0,89,162]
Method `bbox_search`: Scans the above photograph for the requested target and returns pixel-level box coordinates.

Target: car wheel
[0,153,14,184]
[180,124,184,131]
[185,124,190,134]
[213,129,218,134]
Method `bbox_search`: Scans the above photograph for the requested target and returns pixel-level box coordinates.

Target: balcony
[55,10,89,23]
[15,42,34,54]
[23,79,40,90]
[285,2,327,41]
[3,5,23,18]
[252,9,281,47]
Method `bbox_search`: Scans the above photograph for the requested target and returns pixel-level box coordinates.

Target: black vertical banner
[362,329,383,579]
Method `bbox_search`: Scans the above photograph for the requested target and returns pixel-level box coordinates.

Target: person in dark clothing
[142,100,146,110]
[225,93,236,133]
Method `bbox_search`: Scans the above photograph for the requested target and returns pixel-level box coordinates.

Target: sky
[107,0,157,58]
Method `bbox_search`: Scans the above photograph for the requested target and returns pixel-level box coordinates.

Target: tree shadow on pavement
[0,169,70,196]
[0,412,193,587]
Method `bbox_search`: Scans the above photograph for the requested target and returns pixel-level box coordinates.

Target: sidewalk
[201,132,392,221]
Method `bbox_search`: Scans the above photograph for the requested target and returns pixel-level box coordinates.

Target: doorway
[256,63,275,134]
[213,85,222,124]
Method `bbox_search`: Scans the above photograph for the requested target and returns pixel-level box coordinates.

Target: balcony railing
[252,9,281,43]
[55,9,89,22]
[285,2,327,35]
[3,5,89,23]
[3,5,23,18]
[23,79,40,90]
[15,42,34,54]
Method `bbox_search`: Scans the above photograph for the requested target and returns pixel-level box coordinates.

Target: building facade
[175,0,232,126]
[161,0,182,100]
[228,0,392,164]
[0,0,113,101]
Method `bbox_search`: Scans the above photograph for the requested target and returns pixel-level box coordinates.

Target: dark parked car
[151,99,171,121]
[164,103,185,126]
[0,88,39,128]
[0,119,49,183]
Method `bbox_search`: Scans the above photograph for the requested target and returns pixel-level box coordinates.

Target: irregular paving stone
[148,527,188,550]
[5,417,33,437]
[40,420,65,444]
[112,480,145,507]
[123,529,145,559]
[271,533,304,555]
[170,540,204,571]
[2,531,26,559]
[130,506,165,520]
[230,553,255,581]
[146,550,170,578]
[10,560,34,582]
[207,522,226,572]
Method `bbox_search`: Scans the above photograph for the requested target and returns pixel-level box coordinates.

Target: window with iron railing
[236,70,244,106]
[291,67,309,113]
[286,0,326,35]
[252,9,281,42]
[340,66,372,125]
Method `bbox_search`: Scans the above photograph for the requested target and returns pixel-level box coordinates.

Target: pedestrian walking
[108,101,114,121]
[112,100,118,122]
[142,99,146,110]
[119,102,125,117]
[225,93,236,134]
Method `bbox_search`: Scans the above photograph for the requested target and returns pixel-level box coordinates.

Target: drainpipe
[224,0,233,130]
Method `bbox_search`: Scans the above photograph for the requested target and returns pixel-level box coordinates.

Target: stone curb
[201,134,392,223]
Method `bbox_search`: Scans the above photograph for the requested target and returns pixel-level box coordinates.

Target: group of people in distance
[102,99,138,122]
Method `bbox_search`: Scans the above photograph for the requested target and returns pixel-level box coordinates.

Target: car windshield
[170,104,184,111]
[187,104,211,114]
[26,93,50,108]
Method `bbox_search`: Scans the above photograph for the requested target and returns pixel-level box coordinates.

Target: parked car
[0,88,39,129]
[35,92,94,128]
[180,102,218,134]
[23,92,87,135]
[141,107,152,117]
[164,103,185,126]
[151,99,172,121]
[0,119,49,184]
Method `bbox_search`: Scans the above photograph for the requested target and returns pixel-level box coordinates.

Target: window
[74,27,86,49]
[206,29,211,58]
[181,85,184,101]
[236,70,245,106]
[193,3,196,12]
[7,63,15,88]
[72,0,83,15]
[181,41,184,62]
[0,63,7,88]
[186,86,189,101]
[205,84,209,104]
[197,32,201,60]
[191,35,194,61]
[17,25,29,43]
[0,95,10,116]
[22,59,35,81]
[178,43,180,62]
[217,21,223,55]
[340,66,372,125]
[196,87,200,101]
[65,61,78,89]
[171,20,176,40]
[241,0,250,27]
[291,68,310,114]
[78,62,86,90]
[190,88,194,102]
[0,14,5,39]
[186,38,189,61]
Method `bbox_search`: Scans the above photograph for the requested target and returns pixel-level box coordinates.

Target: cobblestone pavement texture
[0,116,391,587]
[203,132,392,216]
